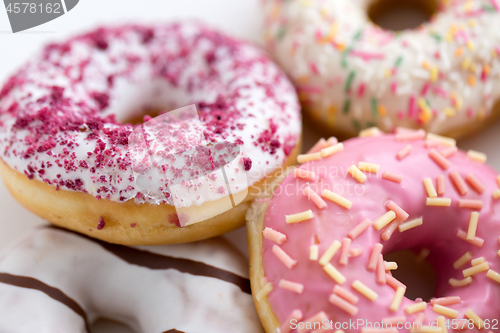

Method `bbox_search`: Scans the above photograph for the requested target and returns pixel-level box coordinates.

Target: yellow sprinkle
[497,175,500,188]
[454,47,463,57]
[486,269,500,284]
[384,261,398,270]
[398,217,424,233]
[467,150,487,163]
[319,240,341,266]
[320,143,344,158]
[424,178,437,198]
[433,304,458,319]
[405,301,427,314]
[390,286,406,312]
[471,257,485,266]
[464,309,484,328]
[463,261,489,278]
[336,43,346,51]
[445,33,453,42]
[426,133,456,147]
[462,57,471,70]
[493,49,498,58]
[467,40,474,50]
[348,165,367,183]
[384,69,392,77]
[466,212,479,240]
[358,162,380,173]
[418,98,433,119]
[437,316,448,333]
[359,127,382,138]
[256,282,273,301]
[378,105,387,116]
[323,263,346,284]
[422,60,431,69]
[468,75,476,86]
[470,63,477,73]
[449,277,473,287]
[309,245,319,261]
[285,210,314,224]
[426,198,451,207]
[453,252,472,269]
[373,211,397,230]
[297,152,321,164]
[444,107,456,117]
[493,189,500,200]
[329,23,338,38]
[322,190,353,209]
[430,66,439,82]
[498,249,500,257]
[352,280,378,301]
[464,1,473,11]
[468,19,477,27]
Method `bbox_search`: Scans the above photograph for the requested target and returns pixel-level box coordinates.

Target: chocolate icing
[0,272,90,332]
[50,227,252,294]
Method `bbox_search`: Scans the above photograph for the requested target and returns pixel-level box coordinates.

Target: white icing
[0,22,301,209]
[0,228,263,332]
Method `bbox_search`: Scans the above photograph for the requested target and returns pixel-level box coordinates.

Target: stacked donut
[263,0,500,138]
[0,22,301,331]
[248,129,500,333]
[0,22,302,245]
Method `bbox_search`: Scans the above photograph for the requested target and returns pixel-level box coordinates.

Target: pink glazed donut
[247,129,500,333]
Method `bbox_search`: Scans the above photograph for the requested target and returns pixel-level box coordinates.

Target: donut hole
[384,249,437,302]
[122,108,165,125]
[368,0,438,31]
[104,78,191,126]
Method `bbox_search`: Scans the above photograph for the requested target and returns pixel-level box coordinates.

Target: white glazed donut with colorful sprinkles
[263,0,500,137]
[0,227,264,332]
[247,129,500,333]
[0,22,301,245]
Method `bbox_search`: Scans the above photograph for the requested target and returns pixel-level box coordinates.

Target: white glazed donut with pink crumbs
[0,22,302,245]
[247,128,500,333]
[263,0,500,137]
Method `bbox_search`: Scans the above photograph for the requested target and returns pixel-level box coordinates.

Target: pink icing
[262,134,500,332]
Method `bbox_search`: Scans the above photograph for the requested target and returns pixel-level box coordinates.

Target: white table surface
[0,1,499,331]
